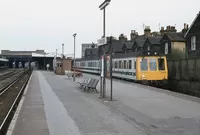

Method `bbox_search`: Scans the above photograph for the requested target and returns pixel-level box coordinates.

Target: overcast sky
[0,0,199,57]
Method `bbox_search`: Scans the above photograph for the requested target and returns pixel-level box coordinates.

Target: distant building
[160,25,187,58]
[185,11,200,58]
[82,43,97,58]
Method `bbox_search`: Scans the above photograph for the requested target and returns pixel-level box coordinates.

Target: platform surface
[11,71,200,135]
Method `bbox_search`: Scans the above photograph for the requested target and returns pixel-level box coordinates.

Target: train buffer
[6,71,200,135]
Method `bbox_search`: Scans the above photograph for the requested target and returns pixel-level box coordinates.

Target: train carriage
[73,51,168,82]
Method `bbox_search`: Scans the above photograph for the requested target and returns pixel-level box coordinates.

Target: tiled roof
[148,36,162,45]
[166,32,185,42]
[134,35,146,47]
[112,40,124,52]
[124,41,133,49]
[185,11,200,37]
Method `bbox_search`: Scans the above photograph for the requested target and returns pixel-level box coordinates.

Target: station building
[0,50,55,69]
[0,49,73,72]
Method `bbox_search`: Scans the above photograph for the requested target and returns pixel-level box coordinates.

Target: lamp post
[73,33,77,81]
[99,0,111,98]
[62,43,64,74]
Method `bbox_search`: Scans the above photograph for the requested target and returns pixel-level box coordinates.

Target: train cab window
[158,58,165,70]
[129,60,132,69]
[149,58,157,71]
[140,58,148,71]
[119,61,121,68]
[124,60,126,69]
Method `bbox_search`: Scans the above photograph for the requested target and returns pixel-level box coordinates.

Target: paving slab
[11,71,200,135]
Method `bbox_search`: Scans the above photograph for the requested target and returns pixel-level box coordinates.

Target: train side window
[140,58,148,71]
[158,58,165,70]
[119,61,121,68]
[121,61,124,69]
[124,60,126,69]
[129,60,132,69]
[115,61,117,68]
[134,61,136,69]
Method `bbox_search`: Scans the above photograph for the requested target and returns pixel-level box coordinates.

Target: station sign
[97,37,107,46]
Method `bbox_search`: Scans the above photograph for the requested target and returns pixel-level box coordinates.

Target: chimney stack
[160,27,165,36]
[119,34,127,41]
[166,25,177,32]
[144,26,151,37]
[182,23,189,34]
[130,30,138,41]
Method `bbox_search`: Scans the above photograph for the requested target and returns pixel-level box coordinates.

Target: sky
[0,0,199,58]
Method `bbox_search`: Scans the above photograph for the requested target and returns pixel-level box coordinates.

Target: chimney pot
[184,23,187,29]
[131,30,136,34]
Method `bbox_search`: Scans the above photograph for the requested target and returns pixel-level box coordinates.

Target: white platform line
[38,71,81,135]
[6,72,33,135]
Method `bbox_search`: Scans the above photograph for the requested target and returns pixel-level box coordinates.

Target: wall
[162,58,200,97]
[168,58,200,81]
[172,42,186,53]
[56,58,72,71]
[63,59,72,71]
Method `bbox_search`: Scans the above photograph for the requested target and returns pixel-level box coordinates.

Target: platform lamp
[62,43,64,74]
[99,0,111,98]
[73,33,77,81]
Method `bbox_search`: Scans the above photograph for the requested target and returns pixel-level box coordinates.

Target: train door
[132,58,137,80]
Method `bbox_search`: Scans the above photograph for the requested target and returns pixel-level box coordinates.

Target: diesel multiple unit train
[73,51,168,82]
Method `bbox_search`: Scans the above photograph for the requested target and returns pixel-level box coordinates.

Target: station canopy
[32,53,55,58]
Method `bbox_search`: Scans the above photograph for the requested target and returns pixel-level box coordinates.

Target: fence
[167,58,200,81]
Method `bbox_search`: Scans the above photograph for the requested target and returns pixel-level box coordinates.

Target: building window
[191,36,196,50]
[165,42,168,54]
[147,46,150,51]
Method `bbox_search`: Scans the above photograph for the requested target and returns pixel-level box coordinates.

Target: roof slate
[124,41,133,49]
[134,35,146,47]
[148,36,162,45]
[166,32,185,42]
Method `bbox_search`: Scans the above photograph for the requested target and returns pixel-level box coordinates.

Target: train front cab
[136,56,168,81]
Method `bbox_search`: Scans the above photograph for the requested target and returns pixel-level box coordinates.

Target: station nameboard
[97,37,107,46]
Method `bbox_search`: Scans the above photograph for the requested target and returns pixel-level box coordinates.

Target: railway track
[0,69,32,135]
[0,70,26,92]
[0,70,20,81]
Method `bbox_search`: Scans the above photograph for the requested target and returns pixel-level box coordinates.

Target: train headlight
[154,52,157,55]
[147,52,150,55]
[142,74,145,79]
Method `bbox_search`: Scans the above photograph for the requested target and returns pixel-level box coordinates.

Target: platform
[9,71,200,135]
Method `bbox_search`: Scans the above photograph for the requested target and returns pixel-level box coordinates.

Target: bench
[85,79,99,93]
[82,79,99,93]
[77,78,90,89]
[77,78,99,93]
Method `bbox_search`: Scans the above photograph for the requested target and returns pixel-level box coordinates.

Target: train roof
[0,58,9,62]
